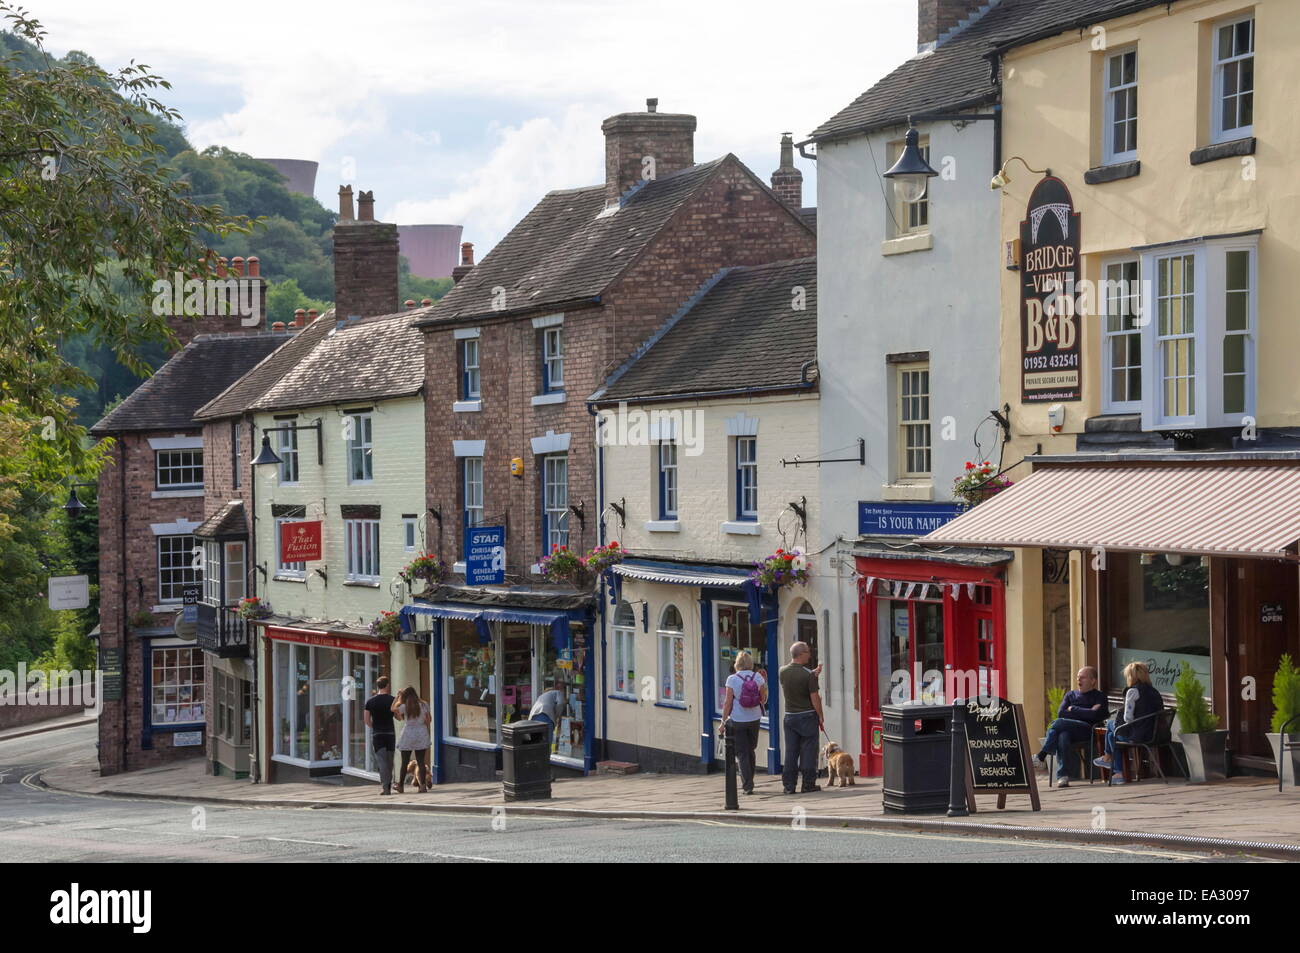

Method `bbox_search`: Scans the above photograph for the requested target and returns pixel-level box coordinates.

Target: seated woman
[1094,661,1163,784]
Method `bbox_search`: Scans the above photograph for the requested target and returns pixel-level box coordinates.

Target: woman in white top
[721,651,767,795]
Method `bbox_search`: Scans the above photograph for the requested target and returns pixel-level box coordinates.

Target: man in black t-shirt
[363,676,397,794]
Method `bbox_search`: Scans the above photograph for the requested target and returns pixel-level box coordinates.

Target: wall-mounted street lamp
[63,482,97,517]
[990,155,1050,191]
[882,125,938,204]
[252,419,324,467]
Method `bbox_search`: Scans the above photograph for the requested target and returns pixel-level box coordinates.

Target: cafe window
[612,602,637,698]
[1212,13,1254,144]
[715,602,767,715]
[897,363,931,479]
[150,643,204,725]
[156,449,203,489]
[1102,258,1142,412]
[273,641,374,767]
[658,605,686,705]
[1105,552,1211,695]
[157,534,200,603]
[1103,48,1138,164]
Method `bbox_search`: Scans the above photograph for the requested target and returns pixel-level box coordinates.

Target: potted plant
[585,540,625,575]
[1171,661,1226,782]
[750,547,810,590]
[129,609,155,628]
[369,610,401,641]
[539,545,590,588]
[953,461,1013,508]
[1267,653,1300,784]
[237,596,272,621]
[1041,685,1066,756]
[400,552,451,587]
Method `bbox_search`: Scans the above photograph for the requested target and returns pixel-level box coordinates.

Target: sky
[30,0,919,255]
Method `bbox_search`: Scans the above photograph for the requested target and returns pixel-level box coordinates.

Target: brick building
[399,100,816,782]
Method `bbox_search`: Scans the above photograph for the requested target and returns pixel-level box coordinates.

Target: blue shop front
[400,584,597,784]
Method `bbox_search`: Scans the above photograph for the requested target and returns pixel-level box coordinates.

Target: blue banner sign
[858,502,964,536]
[464,525,506,586]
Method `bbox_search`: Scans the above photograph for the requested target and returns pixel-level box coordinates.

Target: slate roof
[591,257,817,403]
[90,333,292,435]
[194,500,247,539]
[416,156,799,328]
[808,0,1177,143]
[194,310,335,421]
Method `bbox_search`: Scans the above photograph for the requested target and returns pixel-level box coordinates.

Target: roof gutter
[796,92,999,152]
[412,295,602,330]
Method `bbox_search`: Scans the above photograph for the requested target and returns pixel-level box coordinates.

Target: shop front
[262,624,390,783]
[924,454,1300,773]
[400,586,596,784]
[854,541,1012,778]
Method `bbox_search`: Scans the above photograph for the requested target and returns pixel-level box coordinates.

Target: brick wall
[334,222,400,320]
[917,0,986,47]
[603,109,696,206]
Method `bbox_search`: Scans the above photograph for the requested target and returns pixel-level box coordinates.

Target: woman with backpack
[721,650,768,795]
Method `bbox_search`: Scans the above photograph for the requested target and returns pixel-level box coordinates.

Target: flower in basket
[370,610,401,640]
[953,461,1013,507]
[539,544,589,586]
[750,547,810,589]
[585,540,626,575]
[400,552,451,585]
[237,596,271,620]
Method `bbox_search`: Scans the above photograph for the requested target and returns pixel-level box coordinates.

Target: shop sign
[266,627,381,654]
[1019,177,1082,403]
[1261,602,1284,624]
[464,525,506,586]
[1112,647,1211,694]
[181,584,200,623]
[280,520,322,564]
[47,574,89,611]
[173,731,203,747]
[99,647,123,702]
[556,648,573,671]
[858,501,964,536]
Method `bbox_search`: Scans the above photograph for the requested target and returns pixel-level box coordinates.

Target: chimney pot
[230,256,245,277]
[246,255,260,277]
[307,308,319,322]
[404,299,416,309]
[216,257,228,278]
[294,308,306,323]
[420,297,433,306]
[339,185,355,220]
[646,97,658,113]
[460,242,474,266]
[272,321,286,331]
[358,190,376,222]
[770,133,804,211]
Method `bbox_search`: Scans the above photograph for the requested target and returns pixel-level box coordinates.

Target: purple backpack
[738,672,763,709]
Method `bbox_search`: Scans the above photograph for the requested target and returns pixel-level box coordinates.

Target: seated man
[1034,666,1106,787]
[1094,660,1163,785]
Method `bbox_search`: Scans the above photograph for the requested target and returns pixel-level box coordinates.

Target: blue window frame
[460,338,480,400]
[658,440,678,520]
[541,327,564,393]
[735,436,757,521]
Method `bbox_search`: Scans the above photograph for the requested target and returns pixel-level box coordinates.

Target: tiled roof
[809,0,1175,142]
[194,310,335,421]
[90,333,292,435]
[415,157,735,327]
[194,500,247,539]
[592,257,817,403]
[249,308,425,412]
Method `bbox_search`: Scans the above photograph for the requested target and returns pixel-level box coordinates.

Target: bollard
[947,700,970,817]
[724,721,739,811]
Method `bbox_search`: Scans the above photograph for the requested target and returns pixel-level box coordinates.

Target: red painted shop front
[856,555,1008,778]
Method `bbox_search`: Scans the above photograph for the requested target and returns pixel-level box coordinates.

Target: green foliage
[1046,686,1067,732]
[398,256,454,305]
[1173,662,1219,734]
[265,278,330,327]
[1271,654,1300,735]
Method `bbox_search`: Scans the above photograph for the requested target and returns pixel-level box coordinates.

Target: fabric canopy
[401,603,573,650]
[922,462,1300,557]
[611,560,751,588]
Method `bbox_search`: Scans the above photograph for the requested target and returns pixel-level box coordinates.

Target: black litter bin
[880,704,953,814]
[501,720,552,801]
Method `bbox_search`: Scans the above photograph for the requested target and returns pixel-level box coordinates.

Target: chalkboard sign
[956,698,1040,812]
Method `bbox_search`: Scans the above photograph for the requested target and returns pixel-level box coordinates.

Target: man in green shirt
[779,641,824,793]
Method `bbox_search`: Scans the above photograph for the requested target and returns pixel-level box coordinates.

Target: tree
[0,4,251,475]
[265,277,330,327]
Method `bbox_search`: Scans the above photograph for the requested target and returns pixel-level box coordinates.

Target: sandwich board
[957,697,1040,812]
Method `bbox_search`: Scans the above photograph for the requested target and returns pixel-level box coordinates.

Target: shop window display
[715,603,767,712]
[150,645,204,725]
[540,623,588,760]
[448,620,497,743]
[1107,553,1211,693]
[313,648,343,762]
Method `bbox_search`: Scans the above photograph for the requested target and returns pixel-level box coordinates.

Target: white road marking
[107,827,239,840]
[386,847,501,863]
[265,836,350,847]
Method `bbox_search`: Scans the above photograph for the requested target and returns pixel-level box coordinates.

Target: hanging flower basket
[539,545,591,587]
[585,540,625,575]
[237,596,272,621]
[953,461,1013,508]
[400,552,452,586]
[370,610,401,640]
[750,547,810,590]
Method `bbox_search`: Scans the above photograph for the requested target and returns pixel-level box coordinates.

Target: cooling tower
[397,224,464,280]
[256,158,320,197]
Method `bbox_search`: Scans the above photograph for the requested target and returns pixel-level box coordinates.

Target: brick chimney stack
[332,185,399,319]
[602,98,696,207]
[769,133,803,211]
[451,242,475,284]
[917,0,988,50]
[165,253,266,349]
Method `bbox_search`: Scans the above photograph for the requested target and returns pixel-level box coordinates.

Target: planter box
[1173,730,1227,783]
[1266,733,1300,785]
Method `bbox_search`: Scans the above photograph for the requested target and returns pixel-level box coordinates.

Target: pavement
[0,711,97,743]
[37,735,1300,860]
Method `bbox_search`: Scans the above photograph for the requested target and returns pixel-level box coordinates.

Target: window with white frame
[463,457,484,531]
[657,604,685,704]
[542,327,564,392]
[542,454,568,551]
[232,421,242,490]
[1103,48,1138,164]
[461,338,481,400]
[612,602,636,698]
[204,539,245,605]
[658,440,678,520]
[403,515,419,552]
[275,519,307,577]
[344,518,380,581]
[158,534,200,602]
[890,136,930,234]
[897,364,931,479]
[1138,237,1257,429]
[1103,258,1143,412]
[346,412,373,483]
[224,541,246,605]
[1213,14,1254,143]
[735,437,757,521]
[156,449,203,489]
[150,643,204,725]
[203,540,222,604]
[276,422,299,484]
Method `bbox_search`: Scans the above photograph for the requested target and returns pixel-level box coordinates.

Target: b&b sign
[464,525,506,586]
[280,520,322,563]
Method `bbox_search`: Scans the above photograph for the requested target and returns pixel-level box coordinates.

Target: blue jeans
[782,710,819,791]
[532,713,555,748]
[1041,719,1092,779]
[1103,720,1126,779]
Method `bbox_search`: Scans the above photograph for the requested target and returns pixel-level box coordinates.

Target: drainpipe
[587,401,608,763]
[248,414,261,783]
[118,437,128,773]
[835,542,849,751]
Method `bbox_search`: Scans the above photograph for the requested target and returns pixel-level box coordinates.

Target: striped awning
[611,559,750,588]
[922,462,1300,558]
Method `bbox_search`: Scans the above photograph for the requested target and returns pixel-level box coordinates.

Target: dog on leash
[403,760,432,790]
[822,741,856,787]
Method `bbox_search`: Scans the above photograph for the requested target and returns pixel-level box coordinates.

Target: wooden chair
[1109,709,1180,784]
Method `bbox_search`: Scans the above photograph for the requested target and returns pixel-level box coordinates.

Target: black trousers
[399,748,429,786]
[731,720,761,791]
